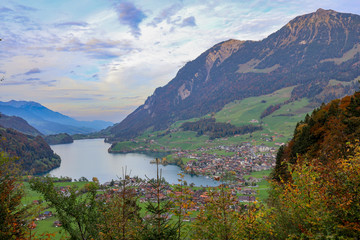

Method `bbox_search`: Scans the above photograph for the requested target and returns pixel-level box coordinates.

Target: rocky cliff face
[109,9,360,141]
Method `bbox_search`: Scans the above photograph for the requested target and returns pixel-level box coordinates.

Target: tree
[98,169,142,240]
[30,177,101,240]
[141,158,178,240]
[0,152,28,239]
[269,143,360,239]
[269,160,332,239]
[191,183,239,240]
[235,202,274,240]
[169,173,195,239]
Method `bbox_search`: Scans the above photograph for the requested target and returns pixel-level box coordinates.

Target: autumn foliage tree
[191,184,239,240]
[0,152,28,239]
[169,173,195,239]
[269,144,360,238]
[273,92,360,181]
[269,91,360,238]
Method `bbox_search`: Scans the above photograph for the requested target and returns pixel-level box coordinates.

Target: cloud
[3,79,57,86]
[57,38,133,59]
[92,52,119,59]
[0,7,13,13]
[55,97,95,101]
[26,77,40,81]
[179,16,196,27]
[25,68,41,75]
[62,38,124,50]
[149,3,183,27]
[121,96,141,100]
[16,4,37,12]
[147,4,196,29]
[54,21,89,27]
[13,15,31,25]
[114,1,147,37]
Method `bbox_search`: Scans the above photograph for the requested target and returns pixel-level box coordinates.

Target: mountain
[0,127,61,174]
[0,113,42,136]
[0,100,113,135]
[108,9,360,142]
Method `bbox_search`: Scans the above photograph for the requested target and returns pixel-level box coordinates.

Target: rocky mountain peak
[204,39,244,82]
[269,9,358,48]
[315,8,336,15]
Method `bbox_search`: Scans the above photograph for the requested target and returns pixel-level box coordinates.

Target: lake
[49,138,219,186]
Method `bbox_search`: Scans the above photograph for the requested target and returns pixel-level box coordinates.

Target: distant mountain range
[0,100,113,135]
[108,9,360,142]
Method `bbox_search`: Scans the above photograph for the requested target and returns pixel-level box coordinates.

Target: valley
[1,7,360,239]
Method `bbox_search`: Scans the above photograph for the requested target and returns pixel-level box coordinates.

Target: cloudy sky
[0,0,359,122]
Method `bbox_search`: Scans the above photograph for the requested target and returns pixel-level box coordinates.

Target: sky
[1,0,359,122]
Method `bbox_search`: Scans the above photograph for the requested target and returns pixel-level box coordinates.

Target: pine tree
[98,169,142,240]
[141,158,177,240]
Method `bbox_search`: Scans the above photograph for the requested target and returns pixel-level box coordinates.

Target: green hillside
[110,86,312,153]
[215,86,310,137]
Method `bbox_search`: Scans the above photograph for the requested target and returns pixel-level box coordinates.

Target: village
[172,142,277,182]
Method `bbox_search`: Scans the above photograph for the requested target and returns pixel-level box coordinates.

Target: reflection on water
[49,139,219,186]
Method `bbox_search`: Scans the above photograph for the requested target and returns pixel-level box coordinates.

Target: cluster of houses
[30,207,61,229]
[177,143,276,181]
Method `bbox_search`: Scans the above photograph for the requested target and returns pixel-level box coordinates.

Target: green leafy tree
[30,177,101,240]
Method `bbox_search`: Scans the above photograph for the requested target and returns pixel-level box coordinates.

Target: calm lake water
[49,139,219,186]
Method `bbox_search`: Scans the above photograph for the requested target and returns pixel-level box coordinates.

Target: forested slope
[0,128,60,174]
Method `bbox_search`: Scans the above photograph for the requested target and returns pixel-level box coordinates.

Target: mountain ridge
[0,100,114,135]
[108,9,360,142]
[0,113,42,136]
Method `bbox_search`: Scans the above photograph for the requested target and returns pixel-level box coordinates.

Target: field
[243,169,272,202]
[215,86,310,139]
